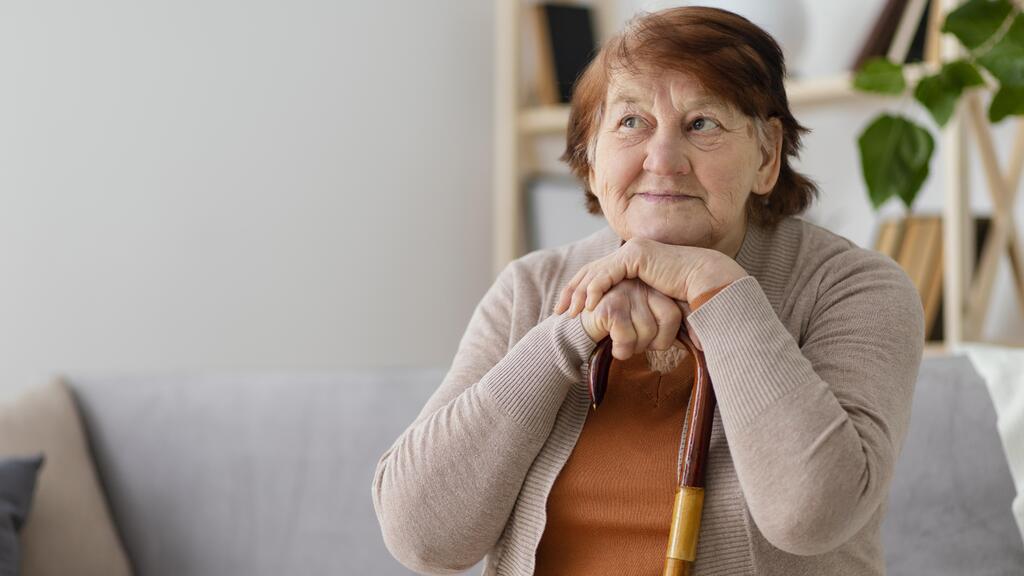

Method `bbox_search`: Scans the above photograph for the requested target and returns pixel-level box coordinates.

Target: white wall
[0,1,494,392]
[1,1,1019,394]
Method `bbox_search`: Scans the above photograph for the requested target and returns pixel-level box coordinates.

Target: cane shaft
[664,331,716,574]
[586,325,716,574]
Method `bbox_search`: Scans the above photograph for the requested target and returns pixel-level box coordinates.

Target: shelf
[496,0,1024,347]
[519,105,570,135]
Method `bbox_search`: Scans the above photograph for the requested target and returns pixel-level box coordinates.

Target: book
[851,0,933,70]
[533,3,598,105]
[918,217,944,338]
[873,214,993,341]
[852,0,909,70]
[888,0,931,63]
[895,215,931,298]
[893,215,943,340]
[874,217,908,260]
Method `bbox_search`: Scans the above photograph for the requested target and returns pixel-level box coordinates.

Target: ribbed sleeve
[686,257,924,557]
[687,276,818,427]
[371,261,598,574]
[482,312,595,435]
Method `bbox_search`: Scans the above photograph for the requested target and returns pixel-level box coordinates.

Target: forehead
[605,69,732,111]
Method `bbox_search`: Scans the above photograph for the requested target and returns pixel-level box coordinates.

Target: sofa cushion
[68,370,448,576]
[0,455,44,575]
[881,354,1024,575]
[0,379,132,576]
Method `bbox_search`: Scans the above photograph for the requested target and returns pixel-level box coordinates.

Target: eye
[690,117,720,132]
[620,115,645,129]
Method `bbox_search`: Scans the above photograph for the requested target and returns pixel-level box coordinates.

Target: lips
[636,192,696,202]
[637,190,696,198]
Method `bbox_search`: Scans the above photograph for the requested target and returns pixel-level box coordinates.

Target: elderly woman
[373,6,923,576]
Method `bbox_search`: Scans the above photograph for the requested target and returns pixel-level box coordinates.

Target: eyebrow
[607,93,730,112]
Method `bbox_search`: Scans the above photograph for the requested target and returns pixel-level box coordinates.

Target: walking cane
[588,323,716,576]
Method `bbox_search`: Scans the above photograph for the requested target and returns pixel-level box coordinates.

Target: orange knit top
[534,284,729,574]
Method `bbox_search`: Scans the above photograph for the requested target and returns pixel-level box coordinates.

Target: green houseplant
[853,0,1024,210]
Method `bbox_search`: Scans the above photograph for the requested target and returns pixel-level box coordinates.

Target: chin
[628,221,707,247]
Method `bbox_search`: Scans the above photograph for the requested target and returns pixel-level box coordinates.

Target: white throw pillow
[955,343,1024,547]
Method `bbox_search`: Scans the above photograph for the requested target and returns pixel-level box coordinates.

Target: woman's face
[589,69,781,256]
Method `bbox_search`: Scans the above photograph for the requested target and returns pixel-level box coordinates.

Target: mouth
[636,192,697,203]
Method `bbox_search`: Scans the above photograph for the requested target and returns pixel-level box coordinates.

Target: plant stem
[967,4,1021,62]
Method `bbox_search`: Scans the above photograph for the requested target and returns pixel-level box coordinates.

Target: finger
[555,266,591,313]
[647,290,683,351]
[570,269,597,317]
[554,288,570,314]
[585,256,630,311]
[629,284,658,353]
[584,270,616,312]
[607,304,637,361]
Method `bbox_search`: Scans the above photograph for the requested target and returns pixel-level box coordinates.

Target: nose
[642,128,691,176]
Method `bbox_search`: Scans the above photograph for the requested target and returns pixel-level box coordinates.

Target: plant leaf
[978,13,1024,86]
[915,75,957,126]
[853,58,906,94]
[943,0,1013,50]
[859,115,935,210]
[989,84,1024,121]
[914,60,985,127]
[943,59,987,88]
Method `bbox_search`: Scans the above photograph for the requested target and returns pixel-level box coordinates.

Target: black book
[536,4,597,104]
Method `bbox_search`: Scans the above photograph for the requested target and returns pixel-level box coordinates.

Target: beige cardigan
[372,217,924,575]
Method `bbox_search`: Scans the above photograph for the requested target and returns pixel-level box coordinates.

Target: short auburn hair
[563,6,817,226]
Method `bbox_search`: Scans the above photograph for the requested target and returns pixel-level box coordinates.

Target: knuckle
[609,306,630,322]
[606,291,628,306]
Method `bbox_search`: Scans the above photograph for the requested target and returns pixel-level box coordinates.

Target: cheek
[696,148,760,205]
[592,139,644,199]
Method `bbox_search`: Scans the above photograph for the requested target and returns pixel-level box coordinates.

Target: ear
[753,118,783,196]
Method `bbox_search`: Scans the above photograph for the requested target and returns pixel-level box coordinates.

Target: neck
[716,219,748,260]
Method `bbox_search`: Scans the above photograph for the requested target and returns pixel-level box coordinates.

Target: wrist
[687,256,747,304]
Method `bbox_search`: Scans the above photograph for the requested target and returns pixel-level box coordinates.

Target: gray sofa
[65,355,1023,576]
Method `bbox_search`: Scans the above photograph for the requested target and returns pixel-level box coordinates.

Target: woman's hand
[554,237,747,316]
[554,238,747,351]
[577,278,683,360]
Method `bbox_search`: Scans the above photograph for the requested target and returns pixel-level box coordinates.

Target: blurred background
[1,0,1021,394]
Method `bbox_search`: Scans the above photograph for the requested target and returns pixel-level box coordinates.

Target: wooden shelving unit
[493,0,1024,350]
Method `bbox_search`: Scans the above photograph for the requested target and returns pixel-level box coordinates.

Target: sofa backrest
[66,355,1024,576]
[68,370,447,576]
[882,354,1024,575]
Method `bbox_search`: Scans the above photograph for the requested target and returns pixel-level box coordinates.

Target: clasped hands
[552,237,747,361]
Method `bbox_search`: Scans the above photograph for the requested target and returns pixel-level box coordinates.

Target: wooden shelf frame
[493,0,1024,349]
